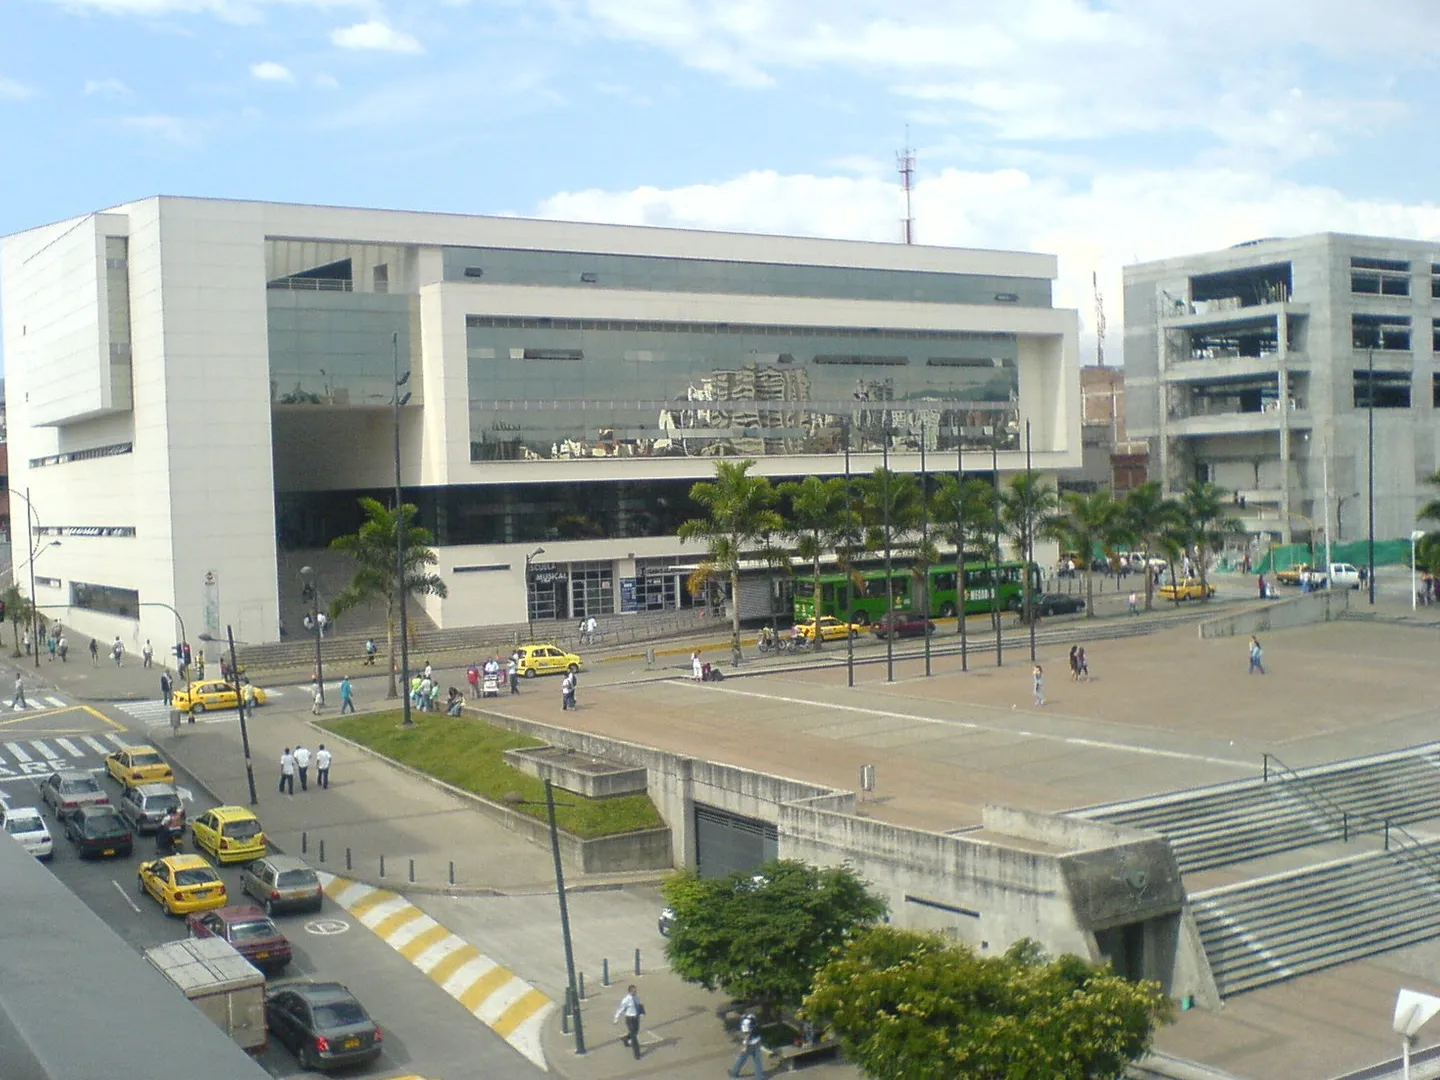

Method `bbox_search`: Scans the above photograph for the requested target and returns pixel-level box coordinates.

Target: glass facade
[266,291,418,406]
[443,246,1052,307]
[467,316,1021,462]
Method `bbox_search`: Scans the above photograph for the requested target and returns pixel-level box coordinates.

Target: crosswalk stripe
[55,738,84,758]
[31,740,60,761]
[82,736,111,755]
[44,696,66,708]
[104,733,129,749]
[4,742,33,763]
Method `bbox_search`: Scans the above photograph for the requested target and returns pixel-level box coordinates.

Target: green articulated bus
[792,560,1040,625]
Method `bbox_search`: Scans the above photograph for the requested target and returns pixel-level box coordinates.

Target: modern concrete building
[1124,234,1440,545]
[1068,365,1148,494]
[1,197,1080,650]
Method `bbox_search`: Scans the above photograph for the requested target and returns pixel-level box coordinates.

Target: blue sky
[5,0,1440,364]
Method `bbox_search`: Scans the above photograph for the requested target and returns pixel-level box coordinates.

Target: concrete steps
[1192,843,1440,996]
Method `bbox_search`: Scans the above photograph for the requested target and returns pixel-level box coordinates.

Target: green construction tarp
[1254,539,1414,574]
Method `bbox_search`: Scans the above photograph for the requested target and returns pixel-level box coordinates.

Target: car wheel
[849,628,857,639]
[191,702,205,714]
[523,668,536,678]
[137,874,146,895]
[938,601,956,618]
[298,1044,315,1071]
[568,663,579,673]
[163,896,175,916]
[851,611,870,625]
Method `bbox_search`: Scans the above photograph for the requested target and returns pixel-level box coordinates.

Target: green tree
[854,468,925,621]
[1415,471,1440,578]
[1045,490,1125,619]
[804,927,1172,1080]
[931,475,998,631]
[778,476,850,647]
[662,859,887,1017]
[1178,480,1242,598]
[1122,482,1183,612]
[999,472,1058,619]
[1,585,32,657]
[329,497,448,699]
[679,461,784,659]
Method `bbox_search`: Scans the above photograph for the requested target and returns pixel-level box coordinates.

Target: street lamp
[1393,989,1440,1080]
[504,781,585,1056]
[524,547,546,645]
[299,566,324,706]
[394,332,415,727]
[9,487,49,670]
[139,601,191,688]
[1367,345,1376,605]
[1411,530,1427,611]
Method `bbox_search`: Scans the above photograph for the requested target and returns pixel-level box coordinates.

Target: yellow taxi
[192,805,268,864]
[105,745,174,789]
[1158,577,1216,601]
[793,616,863,643]
[138,853,228,915]
[172,679,269,714]
[515,644,583,678]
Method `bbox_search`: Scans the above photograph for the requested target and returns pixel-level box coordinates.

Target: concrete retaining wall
[1198,588,1350,639]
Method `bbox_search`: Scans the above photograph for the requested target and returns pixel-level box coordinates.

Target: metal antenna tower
[1093,270,1107,367]
[897,136,915,244]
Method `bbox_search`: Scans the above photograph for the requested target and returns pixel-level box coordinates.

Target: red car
[187,904,292,974]
[870,612,937,639]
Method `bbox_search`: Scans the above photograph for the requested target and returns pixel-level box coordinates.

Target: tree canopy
[662,858,887,1015]
[804,927,1171,1080]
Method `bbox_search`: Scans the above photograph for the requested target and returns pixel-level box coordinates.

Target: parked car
[105,745,174,789]
[187,905,292,974]
[240,854,325,916]
[1,805,53,860]
[137,853,228,916]
[514,644,583,678]
[870,612,936,639]
[191,805,267,865]
[266,981,384,1072]
[1275,564,1314,587]
[61,805,134,859]
[39,769,110,815]
[171,679,269,714]
[1158,577,1216,601]
[116,782,184,834]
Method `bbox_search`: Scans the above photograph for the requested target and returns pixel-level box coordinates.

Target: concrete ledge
[504,745,649,798]
[1197,589,1349,639]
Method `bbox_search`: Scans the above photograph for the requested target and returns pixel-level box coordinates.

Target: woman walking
[1032,664,1045,707]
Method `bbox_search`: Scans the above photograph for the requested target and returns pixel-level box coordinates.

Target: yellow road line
[456,965,512,1012]
[346,888,402,919]
[492,987,550,1038]
[398,922,452,961]
[372,904,427,940]
[426,943,481,987]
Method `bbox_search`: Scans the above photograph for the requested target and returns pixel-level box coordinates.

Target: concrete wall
[1198,588,1350,639]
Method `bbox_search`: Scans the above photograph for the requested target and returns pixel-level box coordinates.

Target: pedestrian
[1076,646,1090,681]
[278,748,296,795]
[294,745,312,791]
[428,681,442,712]
[1068,646,1079,682]
[197,650,205,678]
[47,634,56,662]
[730,1010,766,1079]
[316,612,328,638]
[446,687,464,716]
[112,637,125,666]
[561,671,575,710]
[88,638,99,665]
[1248,635,1266,675]
[585,614,598,645]
[692,651,703,681]
[340,675,355,714]
[507,653,520,695]
[10,671,26,710]
[1257,573,1266,599]
[423,661,433,682]
[22,630,30,656]
[311,684,324,715]
[467,664,481,698]
[1127,590,1139,616]
[613,983,644,1060]
[315,744,332,789]
[57,635,68,662]
[243,680,257,719]
[142,639,154,668]
[160,671,173,706]
[364,638,377,666]
[1032,664,1045,707]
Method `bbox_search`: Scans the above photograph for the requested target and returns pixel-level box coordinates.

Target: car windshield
[62,776,101,795]
[312,1001,369,1030]
[130,752,165,767]
[277,869,319,888]
[230,919,280,942]
[175,868,220,886]
[224,820,262,840]
[6,813,42,832]
[146,793,181,812]
[85,815,128,838]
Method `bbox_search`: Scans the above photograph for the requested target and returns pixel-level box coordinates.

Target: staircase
[1075,746,1440,872]
[1192,842,1440,996]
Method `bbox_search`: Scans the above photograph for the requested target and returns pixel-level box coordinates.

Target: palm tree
[856,467,925,621]
[1045,490,1124,619]
[1179,480,1243,598]
[1,585,32,656]
[999,472,1059,619]
[778,476,849,648]
[1416,471,1440,578]
[930,475,998,629]
[329,497,448,698]
[1122,482,1182,612]
[679,461,784,660]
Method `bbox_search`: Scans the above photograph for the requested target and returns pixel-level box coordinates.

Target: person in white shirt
[294,745,312,791]
[278,748,296,795]
[584,615,598,644]
[315,744,332,790]
[613,984,643,1059]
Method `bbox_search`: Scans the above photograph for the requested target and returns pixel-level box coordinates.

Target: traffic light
[174,643,184,660]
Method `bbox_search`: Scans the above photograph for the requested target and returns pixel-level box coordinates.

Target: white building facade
[2,197,1080,649]
[1125,234,1440,546]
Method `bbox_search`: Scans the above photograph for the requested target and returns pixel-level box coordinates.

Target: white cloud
[0,77,35,100]
[330,19,425,54]
[39,0,364,19]
[250,60,295,82]
[83,77,131,96]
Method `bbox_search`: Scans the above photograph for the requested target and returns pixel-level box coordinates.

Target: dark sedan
[267,981,383,1072]
[871,612,937,639]
[61,806,133,859]
[188,905,292,974]
[1035,593,1086,616]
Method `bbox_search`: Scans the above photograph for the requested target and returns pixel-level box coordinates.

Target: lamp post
[525,547,546,645]
[881,419,894,684]
[1393,989,1440,1080]
[920,421,931,678]
[991,430,1003,667]
[196,628,261,805]
[394,332,415,726]
[955,424,968,672]
[1025,419,1036,663]
[505,781,585,1055]
[843,421,854,688]
[9,487,47,670]
[139,601,191,688]
[1367,345,1376,605]
[299,566,324,706]
[1411,530,1426,611]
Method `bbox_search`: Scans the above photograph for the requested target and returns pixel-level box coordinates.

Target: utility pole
[1367,346,1376,605]
[897,136,916,245]
[921,422,931,678]
[956,427,967,671]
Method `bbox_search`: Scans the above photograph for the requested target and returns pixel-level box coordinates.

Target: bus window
[998,565,1020,585]
[892,576,909,598]
[970,568,993,588]
[932,571,956,593]
[822,583,836,603]
[795,580,816,597]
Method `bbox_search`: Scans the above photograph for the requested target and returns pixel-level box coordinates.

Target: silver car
[116,782,183,834]
[240,854,324,915]
[39,769,110,816]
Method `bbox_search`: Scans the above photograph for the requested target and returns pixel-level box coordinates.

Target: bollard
[1385,820,1391,850]
[602,958,609,987]
[579,971,585,1000]
[346,847,352,871]
[302,831,308,855]
[1262,753,1270,782]
[1343,812,1349,843]
[319,839,325,863]
[379,854,386,878]
[409,858,415,884]
[635,948,641,976]
[448,861,455,886]
[561,989,571,1035]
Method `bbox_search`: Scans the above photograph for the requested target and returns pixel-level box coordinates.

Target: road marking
[176,786,193,803]
[104,732,130,749]
[304,918,351,936]
[318,872,552,1069]
[55,738,84,758]
[44,696,65,709]
[81,736,111,755]
[4,742,32,763]
[111,879,142,914]
[31,740,60,761]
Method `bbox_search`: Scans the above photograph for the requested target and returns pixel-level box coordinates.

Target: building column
[1277,308,1292,545]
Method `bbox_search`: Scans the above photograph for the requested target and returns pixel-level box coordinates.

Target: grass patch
[321,710,664,839]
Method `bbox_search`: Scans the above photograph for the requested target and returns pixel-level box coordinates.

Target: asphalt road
[2,703,545,1080]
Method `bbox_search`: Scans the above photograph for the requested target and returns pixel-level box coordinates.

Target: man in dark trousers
[160,671,173,706]
[613,984,643,1059]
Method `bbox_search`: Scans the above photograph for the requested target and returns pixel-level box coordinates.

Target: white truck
[1300,563,1362,590]
[144,936,268,1054]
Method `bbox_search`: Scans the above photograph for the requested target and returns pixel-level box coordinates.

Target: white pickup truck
[1300,563,1362,589]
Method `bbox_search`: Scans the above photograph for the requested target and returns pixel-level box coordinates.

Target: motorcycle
[155,820,185,857]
